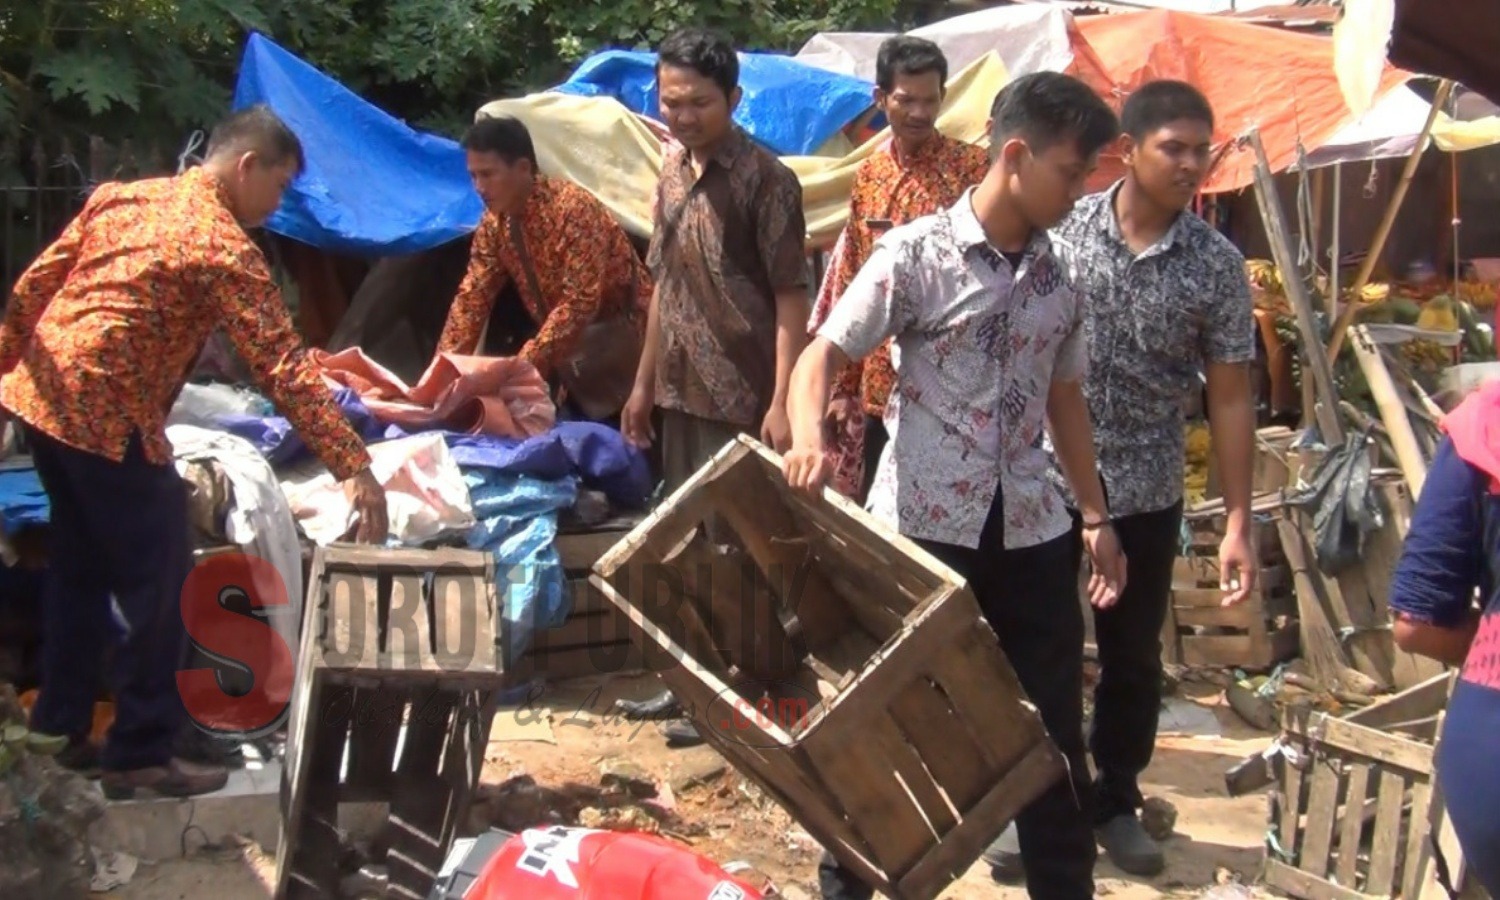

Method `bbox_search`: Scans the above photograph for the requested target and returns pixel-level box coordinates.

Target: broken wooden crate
[511,518,645,683]
[1166,512,1298,669]
[591,436,1065,900]
[1265,672,1482,900]
[276,545,506,900]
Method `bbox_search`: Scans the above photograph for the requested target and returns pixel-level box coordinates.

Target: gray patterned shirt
[1046,183,1255,518]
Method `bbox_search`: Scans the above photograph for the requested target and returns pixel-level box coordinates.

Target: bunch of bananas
[1455,279,1499,311]
[1358,282,1391,304]
[1400,339,1452,372]
[1246,259,1283,294]
[1183,423,1211,506]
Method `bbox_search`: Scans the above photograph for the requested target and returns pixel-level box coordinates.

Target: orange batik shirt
[0,167,370,480]
[437,176,651,378]
[811,133,990,498]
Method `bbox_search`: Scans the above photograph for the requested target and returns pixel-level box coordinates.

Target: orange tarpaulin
[1076,10,1412,194]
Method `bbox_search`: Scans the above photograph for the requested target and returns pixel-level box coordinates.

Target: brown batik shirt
[648,127,808,428]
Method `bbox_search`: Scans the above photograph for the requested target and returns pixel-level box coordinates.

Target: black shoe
[818,852,874,900]
[661,719,705,748]
[54,735,102,779]
[615,690,684,721]
[174,727,245,769]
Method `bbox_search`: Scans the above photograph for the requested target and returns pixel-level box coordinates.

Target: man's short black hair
[461,115,538,168]
[656,27,739,100]
[1121,80,1215,140]
[206,104,305,172]
[988,72,1119,159]
[875,36,948,93]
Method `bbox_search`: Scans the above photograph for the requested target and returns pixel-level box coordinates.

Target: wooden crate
[276,545,506,900]
[1169,516,1299,669]
[1265,673,1483,900]
[591,436,1065,900]
[511,519,647,682]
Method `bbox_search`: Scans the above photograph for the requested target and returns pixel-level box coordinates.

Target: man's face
[877,70,944,149]
[467,150,531,215]
[1124,119,1213,210]
[232,153,297,227]
[658,64,736,151]
[1009,137,1098,230]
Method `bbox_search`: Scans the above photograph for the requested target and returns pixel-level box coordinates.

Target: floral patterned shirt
[1046,183,1255,517]
[818,189,1088,549]
[812,133,991,416]
[438,175,651,378]
[0,168,370,480]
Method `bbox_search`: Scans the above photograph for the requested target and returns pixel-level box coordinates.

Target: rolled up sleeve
[1390,437,1485,627]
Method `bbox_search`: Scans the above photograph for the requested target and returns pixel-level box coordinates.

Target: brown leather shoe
[101,758,229,800]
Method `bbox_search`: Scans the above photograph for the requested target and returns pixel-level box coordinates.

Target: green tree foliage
[1,0,926,164]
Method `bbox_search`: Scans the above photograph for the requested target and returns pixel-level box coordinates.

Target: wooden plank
[563,578,612,615]
[1334,761,1370,887]
[1313,716,1435,776]
[1173,601,1260,629]
[1367,767,1406,896]
[870,713,958,838]
[893,741,1063,900]
[889,675,992,811]
[321,543,484,572]
[527,609,632,651]
[1346,673,1453,729]
[1182,634,1262,668]
[282,682,352,898]
[803,723,934,879]
[429,567,498,674]
[1402,777,1434,900]
[385,692,458,899]
[322,567,380,671]
[927,624,1046,774]
[385,571,435,672]
[1280,743,1306,859]
[1265,859,1372,900]
[1299,755,1342,876]
[556,528,632,572]
[343,687,404,797]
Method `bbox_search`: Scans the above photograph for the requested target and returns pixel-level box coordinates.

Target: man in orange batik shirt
[810,36,990,501]
[0,105,388,800]
[436,115,650,414]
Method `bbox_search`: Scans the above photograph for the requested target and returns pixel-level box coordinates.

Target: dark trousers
[916,491,1096,900]
[1089,501,1183,823]
[859,414,887,503]
[25,425,194,772]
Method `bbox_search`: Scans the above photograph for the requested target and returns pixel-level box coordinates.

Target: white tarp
[794,5,1078,82]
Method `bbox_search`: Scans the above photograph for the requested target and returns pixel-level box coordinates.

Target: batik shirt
[812,133,990,416]
[0,167,369,480]
[438,175,651,378]
[649,127,808,428]
[819,189,1087,549]
[1047,182,1255,517]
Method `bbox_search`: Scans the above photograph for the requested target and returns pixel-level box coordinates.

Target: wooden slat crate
[591,436,1065,900]
[1265,673,1483,900]
[512,519,647,682]
[1168,514,1299,670]
[276,545,506,900]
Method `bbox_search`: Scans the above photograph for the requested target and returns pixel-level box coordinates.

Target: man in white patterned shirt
[785,72,1125,900]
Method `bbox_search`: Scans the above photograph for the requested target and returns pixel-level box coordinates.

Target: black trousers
[25,425,194,772]
[858,414,888,503]
[916,490,1096,900]
[1088,501,1183,823]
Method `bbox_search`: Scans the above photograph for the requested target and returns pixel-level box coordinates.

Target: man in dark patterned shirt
[989,81,1257,880]
[617,27,810,744]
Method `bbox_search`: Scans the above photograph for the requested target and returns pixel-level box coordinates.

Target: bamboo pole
[1348,325,1428,495]
[1248,129,1345,444]
[1326,79,1455,361]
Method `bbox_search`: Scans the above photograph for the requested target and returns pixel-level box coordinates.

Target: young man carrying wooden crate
[784,72,1126,900]
[986,81,1258,879]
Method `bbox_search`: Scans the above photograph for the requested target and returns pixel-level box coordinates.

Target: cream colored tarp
[477,52,1010,247]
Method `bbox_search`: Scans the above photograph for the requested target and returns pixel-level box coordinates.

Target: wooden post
[1348,325,1428,496]
[1248,129,1345,445]
[1326,79,1456,361]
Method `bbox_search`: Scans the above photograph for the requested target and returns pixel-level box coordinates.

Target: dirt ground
[112,670,1280,900]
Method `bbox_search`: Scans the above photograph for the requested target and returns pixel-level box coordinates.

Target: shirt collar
[887,132,952,170]
[949,187,1052,262]
[1100,179,1189,252]
[676,126,751,175]
[182,166,235,213]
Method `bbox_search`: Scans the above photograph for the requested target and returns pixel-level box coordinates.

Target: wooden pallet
[275,545,506,900]
[1167,516,1299,670]
[1265,672,1481,900]
[510,520,647,683]
[591,436,1065,900]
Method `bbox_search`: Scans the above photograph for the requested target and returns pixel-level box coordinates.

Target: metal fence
[2,137,174,298]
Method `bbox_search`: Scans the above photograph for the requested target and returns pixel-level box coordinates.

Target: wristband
[1080,518,1113,531]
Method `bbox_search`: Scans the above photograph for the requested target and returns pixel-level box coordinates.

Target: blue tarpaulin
[556,49,876,156]
[231,33,483,256]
